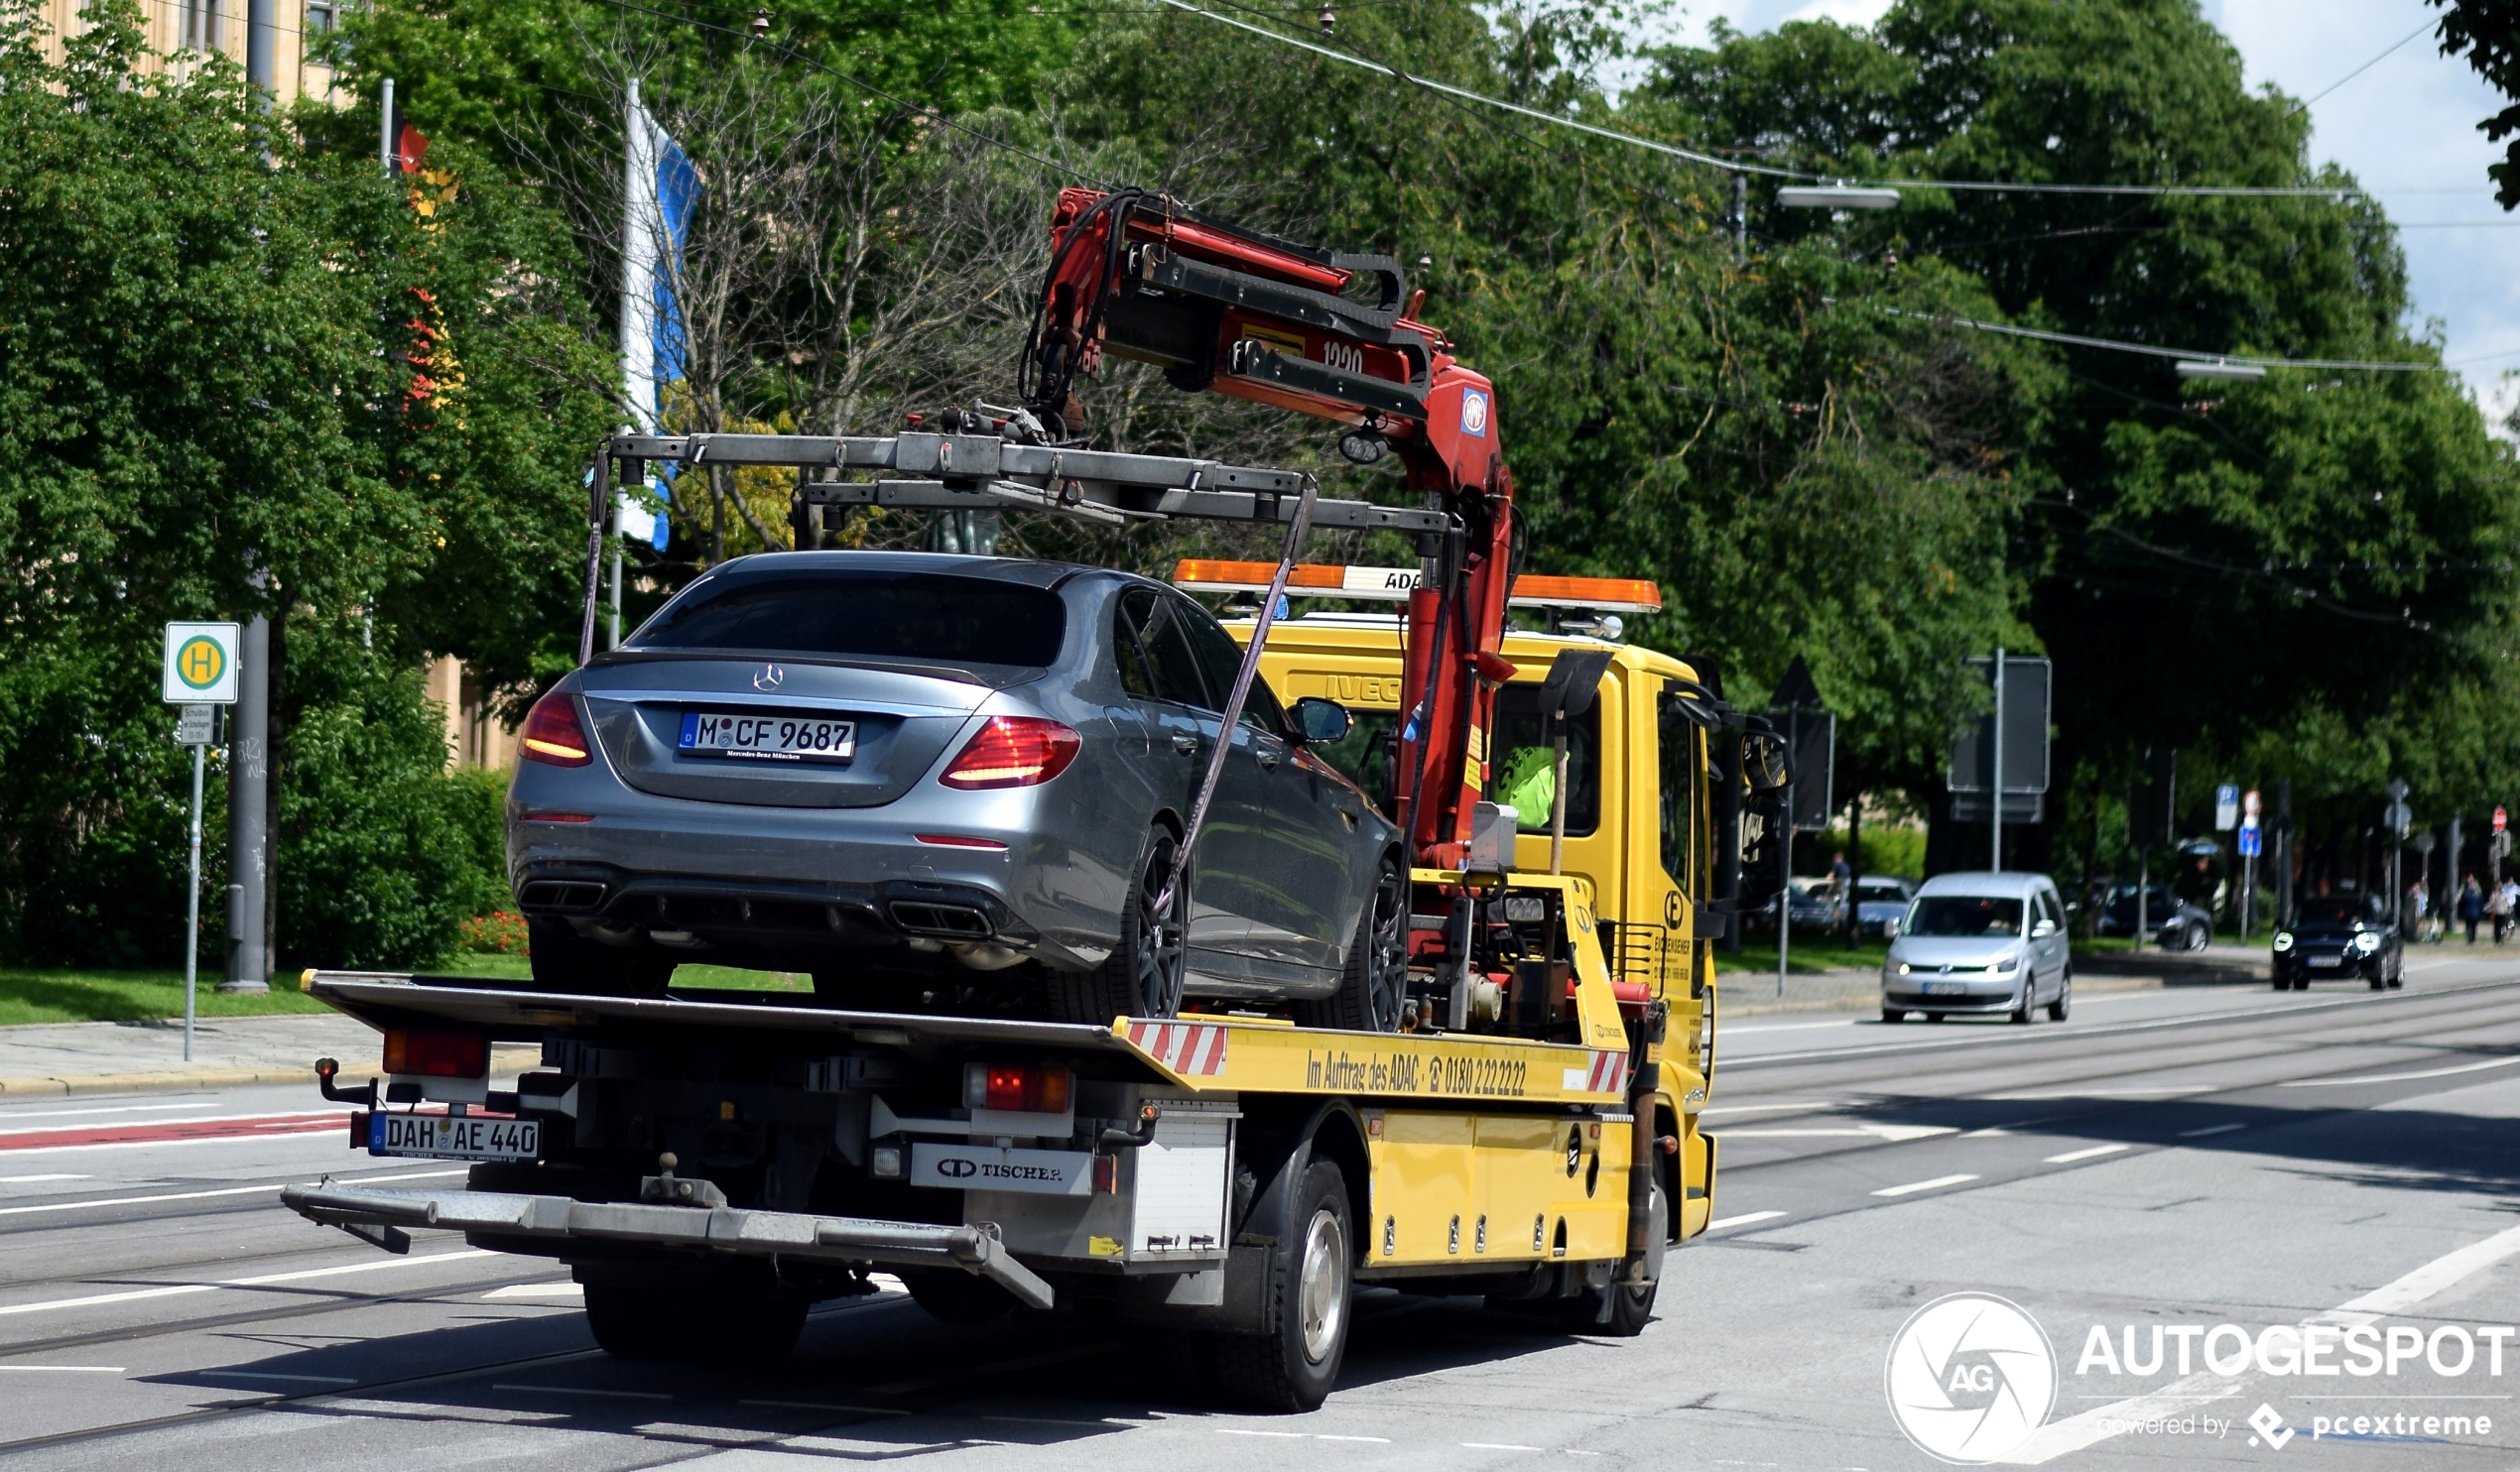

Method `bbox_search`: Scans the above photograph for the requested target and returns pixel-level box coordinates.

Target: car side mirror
[1742,729,1790,796]
[2031,919,2058,938]
[1287,696,1352,746]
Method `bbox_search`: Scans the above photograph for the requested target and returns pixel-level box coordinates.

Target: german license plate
[2307,955,2341,968]
[679,711,855,764]
[368,1113,539,1162]
[1923,981,1967,996]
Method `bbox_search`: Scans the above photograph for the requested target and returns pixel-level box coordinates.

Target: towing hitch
[280,1182,1057,1310]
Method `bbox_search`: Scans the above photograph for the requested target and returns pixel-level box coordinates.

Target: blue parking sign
[2237,822,2262,857]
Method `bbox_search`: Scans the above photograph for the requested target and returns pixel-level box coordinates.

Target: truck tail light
[383,1029,489,1079]
[520,690,592,767]
[964,1061,1071,1113]
[940,717,1079,790]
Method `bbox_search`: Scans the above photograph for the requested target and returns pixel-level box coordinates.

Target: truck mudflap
[279,1182,1056,1310]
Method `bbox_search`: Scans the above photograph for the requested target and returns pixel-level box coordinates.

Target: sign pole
[1990,648,2005,872]
[184,738,204,1061]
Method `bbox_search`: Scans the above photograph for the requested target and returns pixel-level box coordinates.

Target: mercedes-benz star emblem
[753,664,785,691]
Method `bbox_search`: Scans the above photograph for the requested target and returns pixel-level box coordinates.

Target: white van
[1880,871,2071,1024]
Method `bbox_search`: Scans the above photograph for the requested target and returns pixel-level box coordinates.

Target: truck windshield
[1906,896,2024,937]
[632,571,1068,668]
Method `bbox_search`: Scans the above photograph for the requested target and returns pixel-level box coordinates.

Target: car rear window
[632,571,1068,668]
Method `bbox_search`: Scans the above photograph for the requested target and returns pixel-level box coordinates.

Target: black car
[2272,894,2403,991]
[2093,883,2213,950]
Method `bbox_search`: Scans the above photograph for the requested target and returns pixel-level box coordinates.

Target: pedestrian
[2409,879,2429,942]
[2503,879,2520,943]
[2491,879,2514,944]
[2460,874,2485,944]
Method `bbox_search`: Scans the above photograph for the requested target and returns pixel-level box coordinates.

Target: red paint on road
[0,1113,347,1152]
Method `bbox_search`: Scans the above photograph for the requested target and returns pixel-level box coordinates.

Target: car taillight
[964,1061,1071,1114]
[939,716,1080,790]
[520,689,592,767]
[383,1029,489,1079]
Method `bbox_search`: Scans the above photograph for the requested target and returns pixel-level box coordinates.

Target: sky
[1645,0,2520,428]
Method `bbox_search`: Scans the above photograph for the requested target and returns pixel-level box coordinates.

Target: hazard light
[383,1029,488,1079]
[1172,560,1660,613]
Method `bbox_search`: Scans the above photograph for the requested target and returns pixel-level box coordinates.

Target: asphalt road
[6,951,2520,1468]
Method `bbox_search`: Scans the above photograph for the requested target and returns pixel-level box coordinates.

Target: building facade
[38,0,341,105]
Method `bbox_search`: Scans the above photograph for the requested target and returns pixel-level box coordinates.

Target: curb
[0,1046,544,1099]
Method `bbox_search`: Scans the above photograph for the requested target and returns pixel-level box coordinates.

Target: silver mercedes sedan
[505,552,1408,1029]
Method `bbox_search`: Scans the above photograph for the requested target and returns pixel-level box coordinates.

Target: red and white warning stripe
[1127,1022,1230,1077]
[1561,1049,1629,1096]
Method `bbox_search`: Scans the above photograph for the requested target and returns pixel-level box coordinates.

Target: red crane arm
[1026,187,1517,869]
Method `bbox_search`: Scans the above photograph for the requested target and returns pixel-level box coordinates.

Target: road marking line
[2003,1220,2520,1464]
[0,1365,123,1373]
[0,1103,223,1121]
[1707,1211,1786,1230]
[739,1400,910,1416]
[1464,1443,1545,1450]
[0,1165,465,1218]
[2043,1144,2129,1164]
[1870,1173,1979,1197]
[0,1128,346,1159]
[1724,1124,1957,1142]
[866,1341,1110,1395]
[483,1282,582,1301]
[0,1174,90,1183]
[2177,1123,2246,1138]
[1698,1102,1838,1117]
[494,1383,671,1400]
[2279,1055,2520,1087]
[0,1110,345,1140]
[1217,1428,1308,1438]
[0,1248,493,1318]
[199,1370,356,1384]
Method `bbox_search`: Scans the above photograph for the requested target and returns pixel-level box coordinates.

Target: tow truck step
[281,1182,1056,1309]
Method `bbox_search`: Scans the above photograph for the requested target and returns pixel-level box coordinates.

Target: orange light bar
[1171,560,1661,613]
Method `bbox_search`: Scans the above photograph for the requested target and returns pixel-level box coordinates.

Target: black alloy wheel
[1298,855,1408,1033]
[1051,823,1190,1024]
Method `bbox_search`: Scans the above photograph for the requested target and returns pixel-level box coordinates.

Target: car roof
[1917,871,2052,898]
[700,549,1085,590]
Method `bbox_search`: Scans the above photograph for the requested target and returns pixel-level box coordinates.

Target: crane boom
[1025,186,1519,870]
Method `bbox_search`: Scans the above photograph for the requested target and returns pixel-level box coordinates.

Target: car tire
[1050,824,1189,1024]
[1881,1008,1906,1024]
[1207,1159,1353,1412]
[582,1269,807,1368]
[1296,854,1407,1034]
[527,918,674,997]
[2009,985,2035,1025]
[2047,970,2071,1022]
[2185,923,2210,952]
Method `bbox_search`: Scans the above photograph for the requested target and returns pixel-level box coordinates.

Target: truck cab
[1198,569,1724,1235]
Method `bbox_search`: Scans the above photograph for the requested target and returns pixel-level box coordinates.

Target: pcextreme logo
[1885,1293,2059,1463]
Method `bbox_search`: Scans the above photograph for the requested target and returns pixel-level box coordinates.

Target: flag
[619,77,696,552]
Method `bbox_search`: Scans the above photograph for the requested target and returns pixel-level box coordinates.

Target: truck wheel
[528,918,674,997]
[1209,1160,1353,1412]
[1051,825,1188,1023]
[1295,855,1407,1034]
[902,1269,1016,1325]
[582,1271,808,1368]
[1559,1174,1664,1337]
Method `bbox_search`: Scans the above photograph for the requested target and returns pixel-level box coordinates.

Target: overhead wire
[1883,307,2449,373]
[1154,0,2370,200]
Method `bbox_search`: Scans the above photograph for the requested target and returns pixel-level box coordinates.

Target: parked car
[1852,876,1916,938]
[506,551,1409,1029]
[1881,871,2073,1025]
[2093,883,2214,951]
[1788,877,1845,933]
[2272,892,2403,991]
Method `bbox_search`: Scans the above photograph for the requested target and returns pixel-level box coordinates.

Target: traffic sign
[2497,805,2508,835]
[2237,823,2262,857]
[2214,784,2239,831]
[161,622,240,704]
[174,704,217,746]
[2243,789,2261,818]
